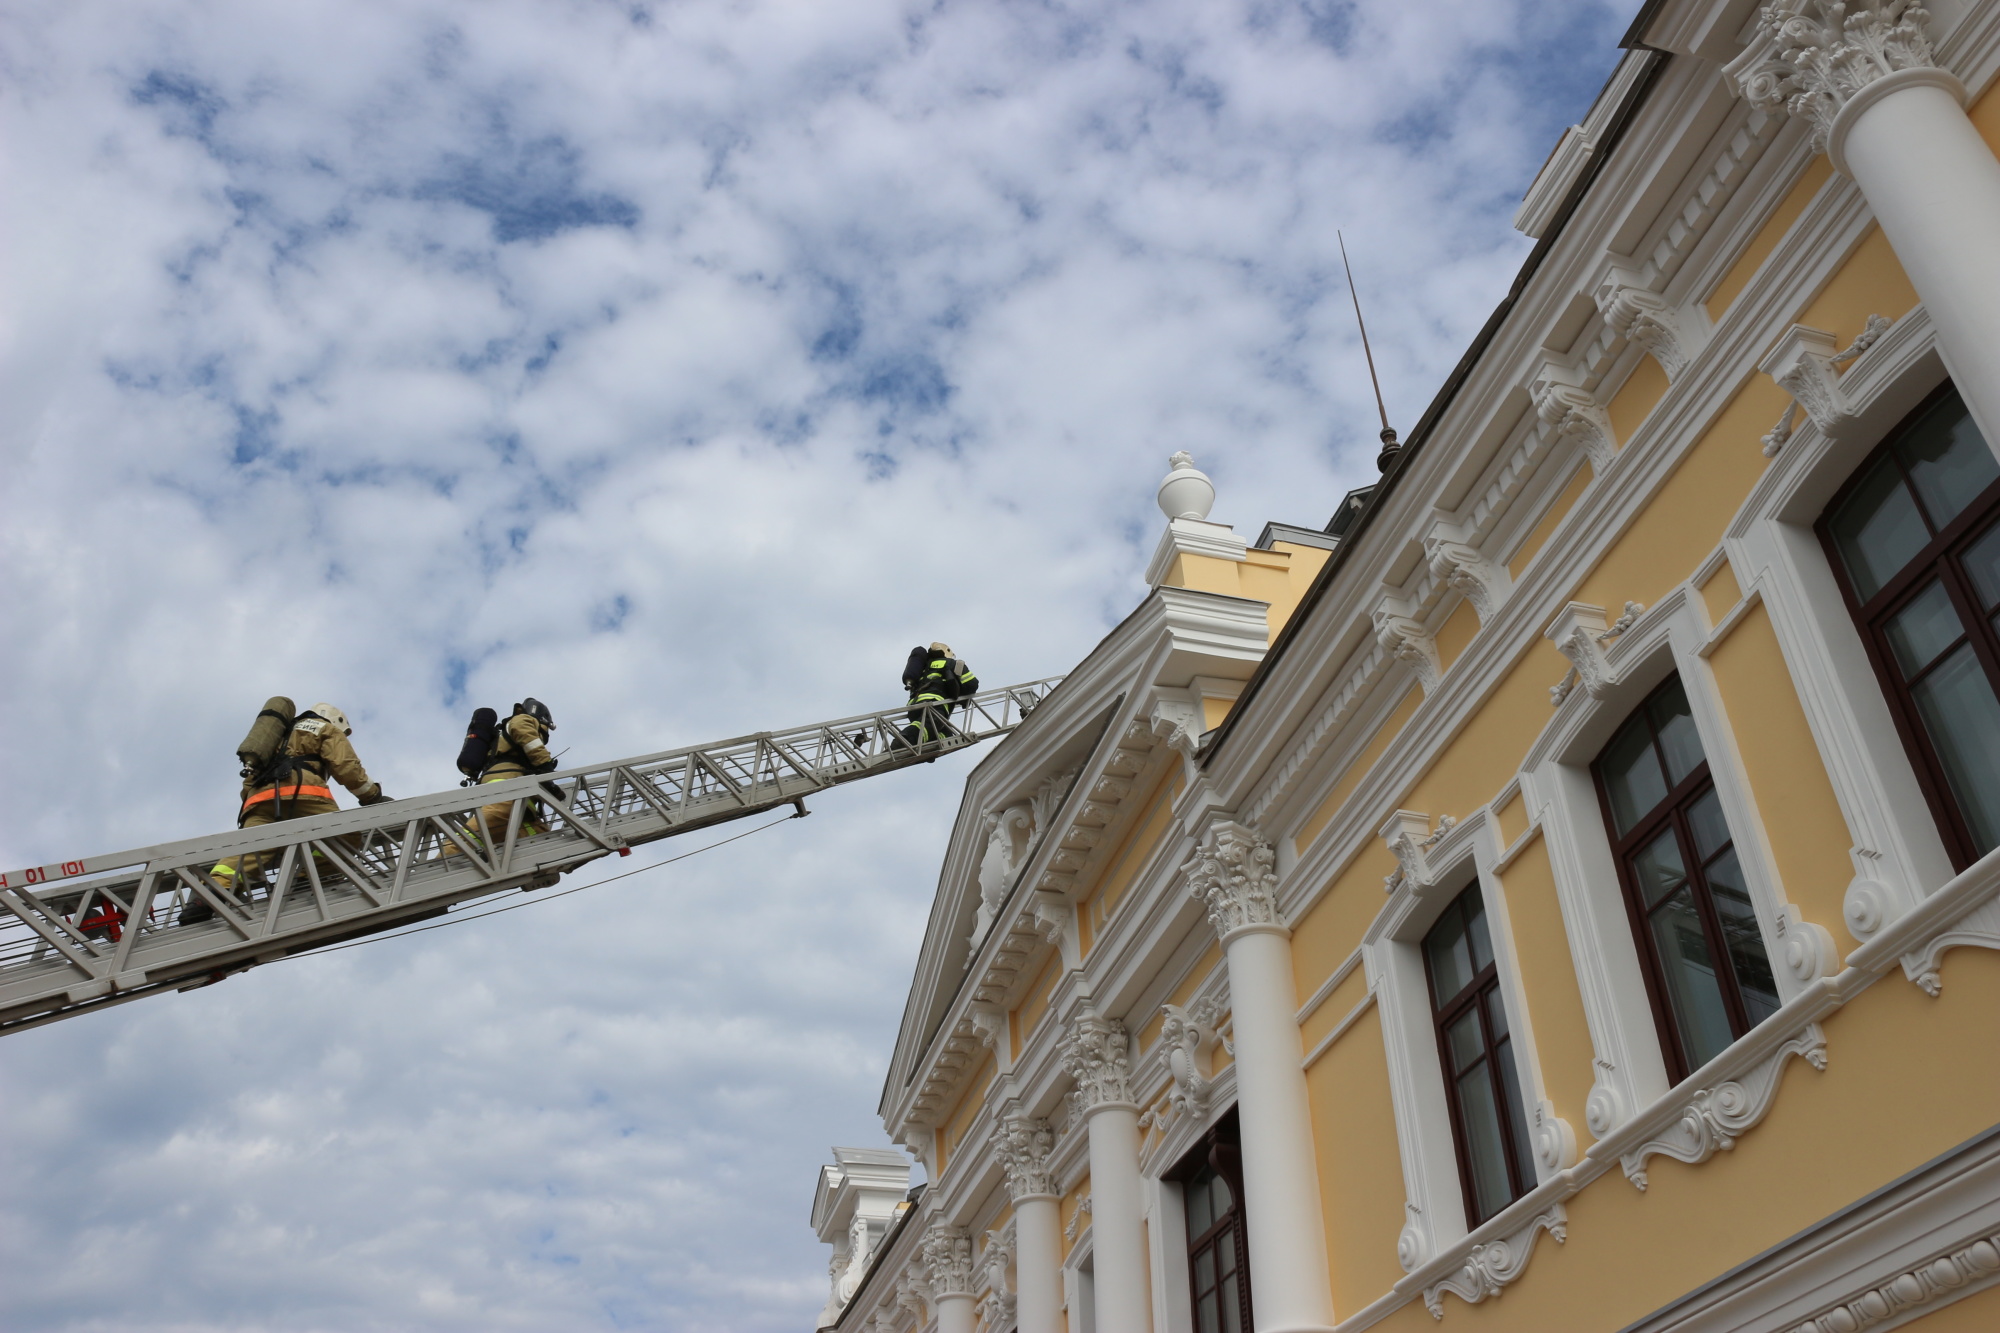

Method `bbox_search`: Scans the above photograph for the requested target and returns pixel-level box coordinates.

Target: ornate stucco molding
[1757,315,1893,455]
[1423,525,1512,624]
[1160,995,1226,1120]
[1786,1231,2000,1333]
[996,1115,1058,1200]
[1595,272,1694,380]
[1532,375,1616,472]
[1379,809,1455,895]
[978,1220,1017,1329]
[1420,1204,1568,1319]
[921,1224,976,1298]
[1618,1023,1828,1190]
[1726,0,1949,155]
[1062,1013,1137,1112]
[895,1268,930,1323]
[1184,821,1282,942]
[1373,604,1443,694]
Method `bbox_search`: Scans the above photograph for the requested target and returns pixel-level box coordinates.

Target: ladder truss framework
[0,679,1062,1035]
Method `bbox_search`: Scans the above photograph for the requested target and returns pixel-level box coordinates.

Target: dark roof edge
[1201,46,1671,765]
[1621,0,1674,50]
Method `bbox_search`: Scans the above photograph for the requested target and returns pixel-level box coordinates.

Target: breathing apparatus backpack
[236,697,297,783]
[456,707,500,784]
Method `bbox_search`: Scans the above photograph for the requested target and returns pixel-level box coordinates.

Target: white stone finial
[1157,452,1215,521]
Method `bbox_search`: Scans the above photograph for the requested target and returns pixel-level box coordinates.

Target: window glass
[1600,716,1669,836]
[1424,894,1493,1008]
[1647,886,1736,1072]
[1631,827,1688,908]
[1829,454,1930,600]
[1898,396,1998,527]
[1217,1232,1243,1333]
[1908,646,2000,851]
[1686,788,1731,861]
[1964,522,2000,610]
[1705,848,1781,1026]
[1883,582,1966,678]
[1649,678,1706,784]
[1453,1037,1514,1223]
[1182,1148,1249,1333]
[1187,1174,1213,1239]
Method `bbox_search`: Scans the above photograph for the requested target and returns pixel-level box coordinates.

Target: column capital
[922,1224,977,1298]
[1184,819,1285,943]
[1062,1013,1137,1112]
[996,1115,1060,1199]
[1726,0,1956,162]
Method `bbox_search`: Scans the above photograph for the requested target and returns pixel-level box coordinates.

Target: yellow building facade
[814,2,2000,1330]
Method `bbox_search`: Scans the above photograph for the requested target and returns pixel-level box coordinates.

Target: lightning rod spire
[1339,231,1401,473]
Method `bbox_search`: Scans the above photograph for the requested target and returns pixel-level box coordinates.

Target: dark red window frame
[1816,382,2000,871]
[1171,1110,1252,1333]
[1592,676,1779,1085]
[1420,884,1536,1228]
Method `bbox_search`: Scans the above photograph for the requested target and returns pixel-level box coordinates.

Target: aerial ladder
[0,678,1063,1036]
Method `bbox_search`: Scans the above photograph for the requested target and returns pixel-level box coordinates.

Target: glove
[532,757,559,775]
[357,786,390,806]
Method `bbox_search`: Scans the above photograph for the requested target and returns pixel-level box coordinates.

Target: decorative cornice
[1062,1013,1137,1112]
[1421,1204,1567,1319]
[921,1224,976,1299]
[1727,0,1947,156]
[1785,1231,2000,1333]
[1185,820,1282,941]
[996,1115,1058,1200]
[1619,1023,1828,1190]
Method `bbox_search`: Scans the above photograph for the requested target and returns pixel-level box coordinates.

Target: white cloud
[0,0,1630,1327]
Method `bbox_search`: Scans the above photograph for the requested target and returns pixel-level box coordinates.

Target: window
[1174,1114,1251,1333]
[1819,385,2000,870]
[1594,676,1780,1083]
[1421,886,1535,1227]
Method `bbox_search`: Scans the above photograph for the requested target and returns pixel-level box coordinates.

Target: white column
[922,1225,977,1333]
[1187,822,1336,1333]
[998,1115,1065,1333]
[1063,1013,1151,1331]
[1730,1,2000,458]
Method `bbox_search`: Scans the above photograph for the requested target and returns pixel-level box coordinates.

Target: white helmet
[308,702,352,736]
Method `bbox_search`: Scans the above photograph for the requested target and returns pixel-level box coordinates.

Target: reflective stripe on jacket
[482,712,554,779]
[241,783,334,810]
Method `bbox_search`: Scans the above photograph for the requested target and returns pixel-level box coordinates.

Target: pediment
[879,582,1273,1139]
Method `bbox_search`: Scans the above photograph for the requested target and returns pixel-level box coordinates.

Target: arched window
[1593,676,1780,1083]
[1421,884,1534,1226]
[1819,384,2000,869]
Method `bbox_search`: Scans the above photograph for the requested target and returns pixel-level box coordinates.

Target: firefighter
[476,698,559,847]
[194,702,387,923]
[901,644,978,746]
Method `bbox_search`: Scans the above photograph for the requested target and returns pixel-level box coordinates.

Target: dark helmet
[516,698,556,731]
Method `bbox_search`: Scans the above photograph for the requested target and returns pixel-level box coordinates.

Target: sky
[0,1,1631,1328]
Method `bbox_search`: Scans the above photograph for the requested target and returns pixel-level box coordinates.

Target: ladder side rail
[0,678,1063,1029]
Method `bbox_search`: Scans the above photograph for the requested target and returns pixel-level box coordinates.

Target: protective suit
[902,643,978,745]
[478,700,557,846]
[199,703,383,919]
